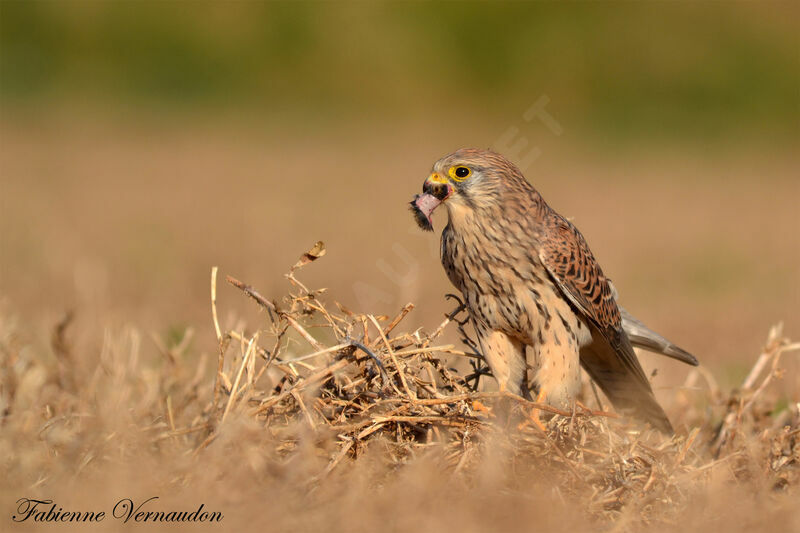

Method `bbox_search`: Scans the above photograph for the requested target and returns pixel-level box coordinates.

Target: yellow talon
[517,390,548,432]
[471,400,493,419]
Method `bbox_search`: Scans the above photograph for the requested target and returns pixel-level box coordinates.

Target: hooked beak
[409,172,453,232]
[422,172,453,201]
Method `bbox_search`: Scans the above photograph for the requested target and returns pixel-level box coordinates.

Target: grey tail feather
[619,307,699,367]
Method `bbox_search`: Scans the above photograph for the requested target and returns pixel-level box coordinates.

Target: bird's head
[410,148,519,231]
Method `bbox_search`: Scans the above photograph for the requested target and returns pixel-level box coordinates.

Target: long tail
[607,281,697,366]
[619,306,698,366]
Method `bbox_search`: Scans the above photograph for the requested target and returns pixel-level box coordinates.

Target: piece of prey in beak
[409,173,453,231]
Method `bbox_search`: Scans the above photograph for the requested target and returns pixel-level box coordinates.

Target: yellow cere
[428,172,449,185]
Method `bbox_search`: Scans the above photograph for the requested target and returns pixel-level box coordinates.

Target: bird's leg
[470,328,527,425]
[531,389,548,431]
[475,329,527,396]
[517,389,548,432]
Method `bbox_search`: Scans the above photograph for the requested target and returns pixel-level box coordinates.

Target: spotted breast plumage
[410,148,698,434]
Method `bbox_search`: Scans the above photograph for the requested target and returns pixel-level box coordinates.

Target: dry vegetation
[2,243,798,533]
[2,5,797,528]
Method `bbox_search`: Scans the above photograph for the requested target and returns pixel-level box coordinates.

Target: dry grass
[2,244,798,532]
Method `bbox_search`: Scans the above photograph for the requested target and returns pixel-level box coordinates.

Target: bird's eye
[450,166,472,181]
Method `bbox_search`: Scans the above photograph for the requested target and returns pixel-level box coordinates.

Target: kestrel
[410,148,697,433]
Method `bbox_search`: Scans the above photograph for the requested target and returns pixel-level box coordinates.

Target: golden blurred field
[1,2,799,532]
[2,117,797,384]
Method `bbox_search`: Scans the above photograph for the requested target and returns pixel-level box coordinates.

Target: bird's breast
[441,221,569,344]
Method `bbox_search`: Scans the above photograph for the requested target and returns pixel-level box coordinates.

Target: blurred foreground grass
[1,256,798,533]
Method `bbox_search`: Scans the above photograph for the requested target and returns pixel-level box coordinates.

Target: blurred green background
[0,1,798,395]
[2,2,798,143]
